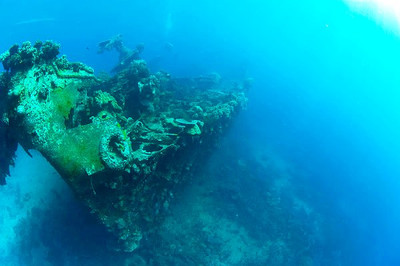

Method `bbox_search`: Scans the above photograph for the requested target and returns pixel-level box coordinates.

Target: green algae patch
[50,85,79,120]
[52,124,105,177]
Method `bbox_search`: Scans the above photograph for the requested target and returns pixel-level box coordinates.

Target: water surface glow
[346,0,400,32]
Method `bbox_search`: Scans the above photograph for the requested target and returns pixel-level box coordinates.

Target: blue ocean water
[1,0,400,265]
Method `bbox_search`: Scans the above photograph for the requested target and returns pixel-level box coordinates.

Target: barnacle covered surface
[0,40,247,251]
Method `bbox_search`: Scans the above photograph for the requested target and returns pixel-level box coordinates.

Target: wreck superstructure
[0,40,247,251]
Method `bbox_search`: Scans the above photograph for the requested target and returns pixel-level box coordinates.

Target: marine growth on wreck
[0,38,248,251]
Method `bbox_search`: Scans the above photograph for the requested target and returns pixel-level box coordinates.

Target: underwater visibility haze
[1,0,400,265]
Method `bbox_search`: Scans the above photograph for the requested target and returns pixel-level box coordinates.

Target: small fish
[15,18,55,25]
[164,42,174,51]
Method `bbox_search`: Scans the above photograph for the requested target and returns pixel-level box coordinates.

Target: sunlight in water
[346,0,400,33]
